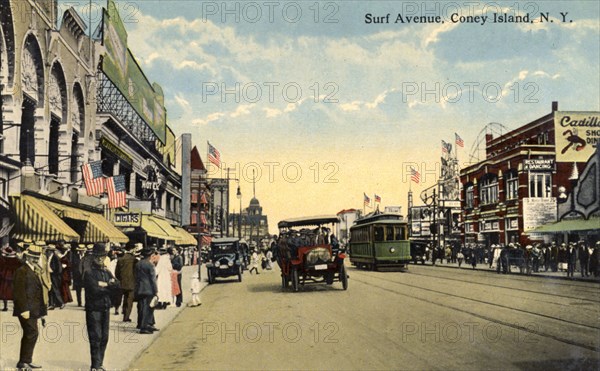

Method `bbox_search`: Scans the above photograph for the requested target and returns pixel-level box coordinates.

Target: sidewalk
[0,264,208,371]
[416,259,600,283]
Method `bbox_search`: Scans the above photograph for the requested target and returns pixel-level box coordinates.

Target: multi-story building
[188,145,211,246]
[1,0,195,247]
[229,196,270,245]
[460,102,600,246]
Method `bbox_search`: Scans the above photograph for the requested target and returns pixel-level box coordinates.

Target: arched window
[465,182,474,209]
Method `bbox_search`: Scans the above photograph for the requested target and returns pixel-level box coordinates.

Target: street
[132,264,600,370]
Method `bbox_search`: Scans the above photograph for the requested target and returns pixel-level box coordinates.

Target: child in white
[190,272,201,307]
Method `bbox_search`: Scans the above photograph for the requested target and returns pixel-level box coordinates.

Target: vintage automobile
[409,240,428,265]
[206,237,244,284]
[277,215,348,292]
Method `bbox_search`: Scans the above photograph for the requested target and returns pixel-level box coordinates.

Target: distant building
[337,209,359,244]
[230,196,269,245]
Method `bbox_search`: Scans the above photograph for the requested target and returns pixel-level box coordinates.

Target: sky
[60,0,600,234]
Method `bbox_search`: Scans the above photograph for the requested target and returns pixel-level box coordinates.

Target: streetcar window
[395,226,406,240]
[386,226,394,241]
[374,226,384,242]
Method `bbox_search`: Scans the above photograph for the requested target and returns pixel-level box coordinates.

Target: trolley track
[351,270,600,353]
[405,268,600,304]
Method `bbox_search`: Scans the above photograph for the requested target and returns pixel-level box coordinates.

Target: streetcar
[349,211,411,271]
[276,215,348,292]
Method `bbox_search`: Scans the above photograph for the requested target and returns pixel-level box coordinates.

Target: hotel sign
[523,159,554,172]
[114,212,141,227]
[554,112,600,162]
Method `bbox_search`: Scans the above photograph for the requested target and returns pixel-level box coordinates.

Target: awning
[174,226,197,246]
[526,217,600,234]
[9,195,80,242]
[201,235,212,246]
[140,215,171,240]
[151,217,180,241]
[44,201,128,244]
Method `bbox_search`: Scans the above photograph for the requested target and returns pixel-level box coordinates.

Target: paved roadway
[131,264,600,370]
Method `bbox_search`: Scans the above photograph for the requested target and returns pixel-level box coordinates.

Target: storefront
[10,192,128,244]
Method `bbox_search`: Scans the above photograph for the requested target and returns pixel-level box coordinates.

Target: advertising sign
[554,112,600,162]
[102,0,167,143]
[523,198,557,231]
[523,159,554,172]
[114,212,141,227]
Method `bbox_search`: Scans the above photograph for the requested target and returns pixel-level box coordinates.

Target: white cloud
[263,108,282,118]
[192,112,225,126]
[230,104,253,118]
[174,94,190,109]
[339,101,362,112]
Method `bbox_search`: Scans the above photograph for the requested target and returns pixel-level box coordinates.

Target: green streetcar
[349,212,411,271]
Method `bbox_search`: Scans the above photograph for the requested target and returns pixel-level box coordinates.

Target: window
[70,133,79,183]
[505,171,518,200]
[529,173,552,198]
[48,116,60,175]
[479,175,499,205]
[394,226,406,240]
[20,98,36,165]
[466,184,474,208]
[374,226,384,242]
[384,226,393,241]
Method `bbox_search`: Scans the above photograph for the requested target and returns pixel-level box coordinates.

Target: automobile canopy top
[278,215,340,229]
[211,237,240,244]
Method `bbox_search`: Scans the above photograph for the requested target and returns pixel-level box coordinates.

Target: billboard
[102,0,167,144]
[554,112,600,162]
[523,197,557,231]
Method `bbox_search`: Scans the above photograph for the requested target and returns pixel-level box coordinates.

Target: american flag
[375,194,381,203]
[208,142,221,168]
[364,193,370,206]
[410,167,421,184]
[81,160,105,196]
[455,133,464,147]
[106,175,127,208]
[441,140,449,154]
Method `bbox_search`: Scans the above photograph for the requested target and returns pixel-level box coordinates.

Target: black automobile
[206,238,244,284]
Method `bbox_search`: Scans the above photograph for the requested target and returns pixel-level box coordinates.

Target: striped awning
[43,201,128,244]
[141,215,170,240]
[9,195,80,242]
[201,235,212,247]
[174,226,198,246]
[151,216,180,241]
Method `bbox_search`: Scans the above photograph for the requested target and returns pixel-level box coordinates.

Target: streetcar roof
[350,219,407,229]
[278,215,339,228]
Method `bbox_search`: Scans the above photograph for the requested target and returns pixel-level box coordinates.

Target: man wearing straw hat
[13,243,46,370]
[83,243,120,371]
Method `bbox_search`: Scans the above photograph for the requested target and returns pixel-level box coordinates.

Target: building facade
[460,102,599,246]
[1,0,194,247]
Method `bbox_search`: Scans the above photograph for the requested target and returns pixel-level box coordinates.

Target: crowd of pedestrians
[0,240,201,371]
[422,240,600,277]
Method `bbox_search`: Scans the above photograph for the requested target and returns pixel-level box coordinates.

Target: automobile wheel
[238,266,243,282]
[291,268,299,292]
[340,264,348,290]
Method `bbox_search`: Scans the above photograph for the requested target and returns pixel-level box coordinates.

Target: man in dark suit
[170,248,184,307]
[84,243,120,371]
[71,244,86,306]
[566,242,578,278]
[45,244,64,310]
[13,244,46,370]
[135,247,158,334]
[115,244,137,322]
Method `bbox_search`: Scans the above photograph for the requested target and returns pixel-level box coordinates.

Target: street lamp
[237,184,242,239]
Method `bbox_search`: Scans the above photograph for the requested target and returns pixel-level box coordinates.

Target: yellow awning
[151,216,180,241]
[174,226,197,246]
[43,201,129,244]
[141,215,171,240]
[9,195,80,242]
